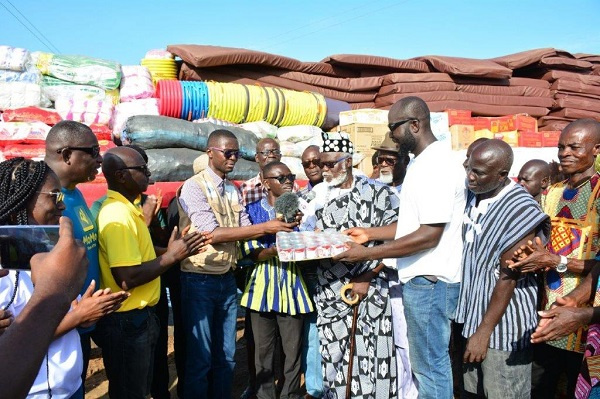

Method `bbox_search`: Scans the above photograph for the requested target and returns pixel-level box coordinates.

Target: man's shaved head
[563,118,600,144]
[45,120,95,149]
[389,96,430,124]
[517,159,551,200]
[207,129,238,148]
[467,139,513,196]
[102,147,142,182]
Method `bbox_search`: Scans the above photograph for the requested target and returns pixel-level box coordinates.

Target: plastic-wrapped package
[0,46,30,71]
[1,106,62,125]
[277,125,322,143]
[0,65,41,83]
[41,75,106,102]
[54,97,114,126]
[0,121,51,141]
[279,141,302,158]
[238,121,278,139]
[0,82,41,110]
[119,66,154,102]
[280,156,306,179]
[144,49,173,60]
[110,98,159,139]
[34,52,121,90]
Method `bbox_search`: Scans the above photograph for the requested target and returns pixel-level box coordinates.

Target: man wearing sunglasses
[240,138,300,206]
[335,97,467,399]
[300,131,402,398]
[177,130,298,399]
[44,120,105,394]
[371,135,410,191]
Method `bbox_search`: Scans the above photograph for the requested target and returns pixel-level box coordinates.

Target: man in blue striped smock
[456,139,550,398]
[241,161,313,399]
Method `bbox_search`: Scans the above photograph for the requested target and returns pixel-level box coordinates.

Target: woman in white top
[0,158,127,399]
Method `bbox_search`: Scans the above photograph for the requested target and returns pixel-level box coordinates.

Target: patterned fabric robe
[315,176,399,399]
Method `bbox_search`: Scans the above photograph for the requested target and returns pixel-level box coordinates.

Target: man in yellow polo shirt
[93,147,209,399]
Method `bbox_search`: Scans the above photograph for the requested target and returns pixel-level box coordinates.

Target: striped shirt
[240,197,313,315]
[456,182,550,351]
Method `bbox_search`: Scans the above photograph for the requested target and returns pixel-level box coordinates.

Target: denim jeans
[93,306,159,399]
[181,271,237,399]
[402,276,460,399]
[301,275,323,398]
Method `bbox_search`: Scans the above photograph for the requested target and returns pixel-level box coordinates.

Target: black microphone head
[274,192,300,223]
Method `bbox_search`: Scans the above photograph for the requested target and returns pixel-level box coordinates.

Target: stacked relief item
[0,46,42,110]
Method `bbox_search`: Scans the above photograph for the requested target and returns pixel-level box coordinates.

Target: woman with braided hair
[0,157,128,399]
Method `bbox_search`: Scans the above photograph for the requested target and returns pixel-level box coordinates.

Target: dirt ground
[84,318,250,399]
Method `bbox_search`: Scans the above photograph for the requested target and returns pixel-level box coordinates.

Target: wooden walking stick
[341,283,360,399]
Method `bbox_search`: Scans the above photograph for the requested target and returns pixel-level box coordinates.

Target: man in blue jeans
[177,130,297,399]
[335,97,466,398]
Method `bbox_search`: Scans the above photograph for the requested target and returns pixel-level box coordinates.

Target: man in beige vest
[177,129,297,399]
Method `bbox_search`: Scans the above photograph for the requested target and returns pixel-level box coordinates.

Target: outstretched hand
[332,241,368,263]
[343,227,370,245]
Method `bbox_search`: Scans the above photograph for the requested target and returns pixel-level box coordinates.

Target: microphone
[274,192,300,223]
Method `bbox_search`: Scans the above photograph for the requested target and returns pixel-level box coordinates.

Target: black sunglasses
[301,159,320,168]
[37,191,64,205]
[376,156,398,166]
[210,147,240,159]
[57,145,101,158]
[118,164,150,174]
[318,156,350,169]
[388,118,416,132]
[257,149,281,156]
[264,174,296,184]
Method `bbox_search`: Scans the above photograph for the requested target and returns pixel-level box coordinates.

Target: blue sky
[2,0,599,66]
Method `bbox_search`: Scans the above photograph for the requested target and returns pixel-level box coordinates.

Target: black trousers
[250,310,304,399]
[531,342,583,399]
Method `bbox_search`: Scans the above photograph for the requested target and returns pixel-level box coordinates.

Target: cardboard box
[492,114,538,133]
[518,131,543,147]
[494,130,519,147]
[446,109,472,126]
[339,123,389,176]
[450,124,475,150]
[472,117,492,131]
[339,109,389,126]
[542,131,561,147]
[474,129,494,140]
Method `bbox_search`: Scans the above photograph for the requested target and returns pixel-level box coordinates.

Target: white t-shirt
[0,270,83,399]
[395,141,466,283]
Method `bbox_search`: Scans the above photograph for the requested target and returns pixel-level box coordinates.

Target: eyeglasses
[388,118,416,132]
[376,156,398,166]
[301,159,320,168]
[210,147,240,159]
[118,164,150,174]
[56,145,101,158]
[318,156,351,169]
[37,191,64,205]
[264,174,296,184]
[257,149,281,156]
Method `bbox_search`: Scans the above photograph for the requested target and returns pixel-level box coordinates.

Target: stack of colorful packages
[34,52,121,128]
[0,46,42,110]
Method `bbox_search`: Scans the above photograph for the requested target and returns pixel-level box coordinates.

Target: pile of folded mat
[168,45,600,128]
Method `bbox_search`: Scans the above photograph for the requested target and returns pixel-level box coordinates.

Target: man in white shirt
[334,96,466,399]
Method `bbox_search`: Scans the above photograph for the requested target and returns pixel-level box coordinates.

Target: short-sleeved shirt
[395,141,466,283]
[61,187,101,333]
[97,189,159,311]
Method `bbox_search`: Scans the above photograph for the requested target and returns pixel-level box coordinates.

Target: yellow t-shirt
[97,190,159,311]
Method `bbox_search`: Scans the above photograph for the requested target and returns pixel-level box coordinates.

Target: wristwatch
[556,255,568,273]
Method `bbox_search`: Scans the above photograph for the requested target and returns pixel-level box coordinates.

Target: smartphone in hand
[0,226,60,270]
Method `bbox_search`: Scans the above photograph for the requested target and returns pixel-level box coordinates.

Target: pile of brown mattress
[167,45,600,127]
